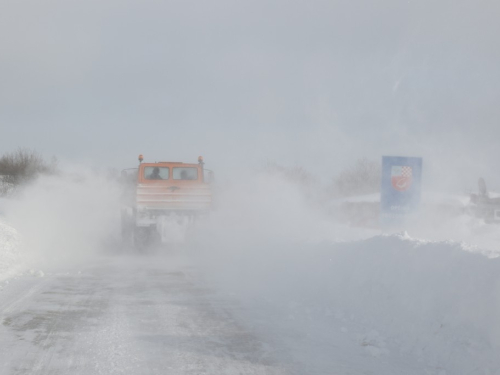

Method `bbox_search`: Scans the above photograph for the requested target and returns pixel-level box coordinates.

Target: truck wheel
[133,227,150,251]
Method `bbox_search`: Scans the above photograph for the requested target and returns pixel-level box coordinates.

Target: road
[0,253,295,375]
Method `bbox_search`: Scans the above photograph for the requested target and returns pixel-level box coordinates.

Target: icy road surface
[0,255,294,375]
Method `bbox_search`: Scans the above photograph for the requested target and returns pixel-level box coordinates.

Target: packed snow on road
[1,173,500,375]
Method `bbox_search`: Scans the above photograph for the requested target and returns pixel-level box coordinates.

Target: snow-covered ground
[1,174,500,374]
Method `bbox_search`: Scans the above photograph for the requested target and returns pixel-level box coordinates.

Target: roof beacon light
[138,154,144,163]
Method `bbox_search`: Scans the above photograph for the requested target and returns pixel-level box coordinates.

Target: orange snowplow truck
[120,155,213,247]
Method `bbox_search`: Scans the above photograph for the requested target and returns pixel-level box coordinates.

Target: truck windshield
[173,167,198,180]
[144,167,169,180]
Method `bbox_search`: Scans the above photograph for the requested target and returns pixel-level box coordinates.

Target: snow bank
[0,219,24,282]
[290,234,500,372]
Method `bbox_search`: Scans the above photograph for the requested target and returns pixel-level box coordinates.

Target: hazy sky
[1,0,499,187]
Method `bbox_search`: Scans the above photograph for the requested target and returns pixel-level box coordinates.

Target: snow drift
[188,174,500,374]
[190,231,500,374]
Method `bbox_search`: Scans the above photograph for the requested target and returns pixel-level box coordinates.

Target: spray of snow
[0,168,121,275]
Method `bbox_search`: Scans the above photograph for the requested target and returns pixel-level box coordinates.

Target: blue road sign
[381,156,423,222]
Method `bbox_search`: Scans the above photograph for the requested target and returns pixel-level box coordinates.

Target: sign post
[380,156,423,226]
